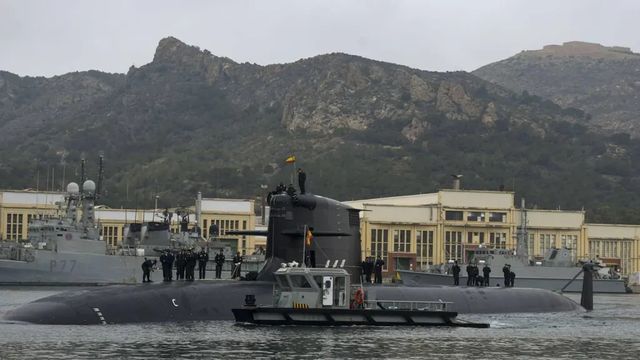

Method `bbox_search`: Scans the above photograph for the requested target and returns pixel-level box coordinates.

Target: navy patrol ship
[0,180,169,285]
[397,200,628,293]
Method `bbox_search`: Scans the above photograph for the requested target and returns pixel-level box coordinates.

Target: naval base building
[344,189,640,277]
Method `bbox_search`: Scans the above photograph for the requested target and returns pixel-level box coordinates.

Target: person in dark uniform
[473,264,480,286]
[159,251,169,282]
[374,256,385,284]
[466,263,473,286]
[297,168,307,194]
[509,270,516,287]
[451,261,461,286]
[141,258,156,283]
[232,252,243,279]
[166,251,174,281]
[365,257,374,283]
[214,249,225,279]
[213,249,225,279]
[502,264,511,287]
[483,264,491,286]
[286,184,296,197]
[186,250,197,281]
[176,250,186,280]
[198,249,209,279]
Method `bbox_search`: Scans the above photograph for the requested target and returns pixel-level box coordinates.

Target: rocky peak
[152,36,237,72]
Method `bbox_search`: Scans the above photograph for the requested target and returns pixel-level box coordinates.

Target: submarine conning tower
[258,192,362,282]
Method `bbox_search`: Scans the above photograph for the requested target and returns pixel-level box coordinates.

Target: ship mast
[516,198,529,258]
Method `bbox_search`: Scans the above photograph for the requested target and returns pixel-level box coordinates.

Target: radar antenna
[80,158,86,192]
[96,155,105,200]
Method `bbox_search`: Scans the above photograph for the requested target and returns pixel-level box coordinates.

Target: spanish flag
[285,155,296,164]
[305,228,313,246]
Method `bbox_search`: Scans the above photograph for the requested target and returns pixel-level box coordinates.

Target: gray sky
[1,0,639,77]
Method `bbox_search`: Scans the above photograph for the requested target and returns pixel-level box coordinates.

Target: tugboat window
[333,276,346,306]
[289,275,311,288]
[275,275,290,291]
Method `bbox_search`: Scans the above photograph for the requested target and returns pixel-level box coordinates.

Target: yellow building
[0,190,65,241]
[345,189,640,276]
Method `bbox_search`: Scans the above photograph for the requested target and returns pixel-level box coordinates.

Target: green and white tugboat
[233,265,489,327]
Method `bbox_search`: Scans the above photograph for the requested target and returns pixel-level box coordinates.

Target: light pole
[260,184,268,225]
[154,195,159,219]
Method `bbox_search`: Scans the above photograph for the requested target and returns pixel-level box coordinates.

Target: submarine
[4,191,581,325]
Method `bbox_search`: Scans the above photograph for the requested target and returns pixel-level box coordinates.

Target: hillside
[1,37,640,223]
[473,41,640,136]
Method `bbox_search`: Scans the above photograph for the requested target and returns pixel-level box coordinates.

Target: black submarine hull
[4,281,580,325]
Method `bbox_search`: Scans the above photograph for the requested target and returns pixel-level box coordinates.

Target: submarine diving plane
[4,190,581,325]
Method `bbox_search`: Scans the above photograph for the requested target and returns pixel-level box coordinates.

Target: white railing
[364,299,451,312]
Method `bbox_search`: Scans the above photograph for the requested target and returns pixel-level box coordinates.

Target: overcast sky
[1,0,639,77]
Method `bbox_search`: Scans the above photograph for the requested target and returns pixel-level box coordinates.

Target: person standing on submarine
[483,263,491,286]
[451,261,461,286]
[297,168,307,194]
[214,249,225,279]
[198,248,209,280]
[374,256,385,284]
[503,263,511,287]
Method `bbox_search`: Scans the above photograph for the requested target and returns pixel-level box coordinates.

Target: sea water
[0,287,638,359]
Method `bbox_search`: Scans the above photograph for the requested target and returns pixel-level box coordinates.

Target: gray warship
[397,200,628,293]
[396,246,627,293]
[0,180,172,285]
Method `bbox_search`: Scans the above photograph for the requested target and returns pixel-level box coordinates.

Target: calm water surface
[0,287,639,359]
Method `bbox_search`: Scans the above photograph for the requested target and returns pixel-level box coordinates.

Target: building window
[6,213,24,240]
[445,211,463,221]
[416,230,434,270]
[203,219,208,238]
[467,232,485,244]
[102,225,119,246]
[489,232,507,248]
[370,229,389,267]
[444,231,462,262]
[488,212,506,222]
[467,212,485,222]
[393,229,411,252]
[527,233,535,257]
[539,234,557,255]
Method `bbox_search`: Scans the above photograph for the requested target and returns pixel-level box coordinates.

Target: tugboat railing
[365,300,451,312]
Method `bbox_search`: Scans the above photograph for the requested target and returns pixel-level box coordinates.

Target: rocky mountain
[473,41,640,136]
[1,37,640,223]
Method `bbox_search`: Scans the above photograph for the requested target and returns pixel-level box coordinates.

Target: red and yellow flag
[285,155,296,164]
[305,228,313,246]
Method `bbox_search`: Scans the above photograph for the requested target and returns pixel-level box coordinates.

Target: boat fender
[354,288,364,306]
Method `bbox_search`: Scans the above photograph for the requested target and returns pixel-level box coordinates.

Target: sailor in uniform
[214,249,225,279]
[451,261,461,286]
[198,249,209,280]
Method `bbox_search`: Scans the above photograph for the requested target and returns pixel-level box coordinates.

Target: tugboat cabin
[273,266,351,309]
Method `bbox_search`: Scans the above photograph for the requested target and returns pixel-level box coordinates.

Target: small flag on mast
[305,228,313,246]
[285,155,296,164]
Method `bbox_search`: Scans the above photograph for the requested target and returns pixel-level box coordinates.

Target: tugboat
[233,264,489,327]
